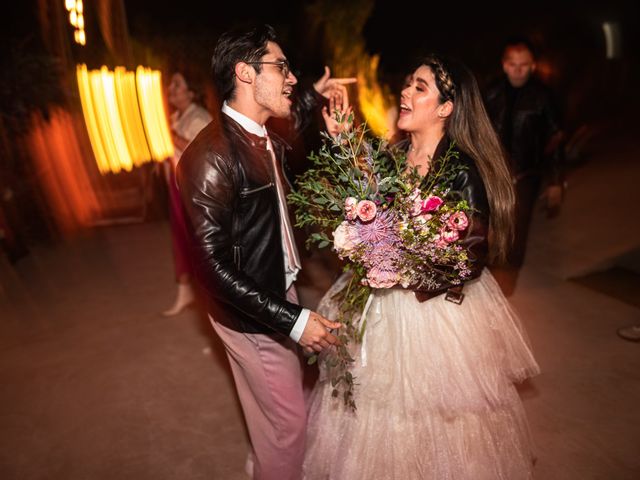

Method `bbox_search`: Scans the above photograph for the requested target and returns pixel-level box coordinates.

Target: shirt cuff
[289,308,311,343]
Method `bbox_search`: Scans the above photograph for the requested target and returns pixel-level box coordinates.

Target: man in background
[484,36,565,294]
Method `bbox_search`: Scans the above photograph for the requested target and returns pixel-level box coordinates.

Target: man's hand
[298,311,342,354]
[543,184,563,218]
[313,66,357,98]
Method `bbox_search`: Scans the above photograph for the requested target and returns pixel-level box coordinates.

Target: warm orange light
[66,0,85,45]
[322,17,397,140]
[76,64,173,175]
[26,109,100,235]
[77,65,108,173]
[357,55,396,139]
[114,67,152,166]
[135,66,174,161]
[99,66,134,171]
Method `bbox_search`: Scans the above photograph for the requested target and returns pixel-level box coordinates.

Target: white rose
[333,222,358,253]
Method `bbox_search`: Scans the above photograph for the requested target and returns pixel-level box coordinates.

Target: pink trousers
[209,288,306,480]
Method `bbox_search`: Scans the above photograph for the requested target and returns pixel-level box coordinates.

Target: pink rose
[356,200,377,222]
[447,211,469,231]
[344,197,357,220]
[441,228,460,243]
[421,195,444,212]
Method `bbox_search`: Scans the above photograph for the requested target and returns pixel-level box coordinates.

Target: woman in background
[162,68,212,316]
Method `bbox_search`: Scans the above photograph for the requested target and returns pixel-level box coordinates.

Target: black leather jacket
[399,137,490,301]
[176,112,305,336]
[484,77,562,183]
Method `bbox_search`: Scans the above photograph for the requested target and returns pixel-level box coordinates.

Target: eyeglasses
[246,60,291,78]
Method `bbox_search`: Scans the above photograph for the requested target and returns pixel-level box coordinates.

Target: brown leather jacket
[176,113,302,335]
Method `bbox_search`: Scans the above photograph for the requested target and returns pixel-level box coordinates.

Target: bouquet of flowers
[288,121,474,409]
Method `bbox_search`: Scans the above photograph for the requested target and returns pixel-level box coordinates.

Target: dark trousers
[508,175,542,268]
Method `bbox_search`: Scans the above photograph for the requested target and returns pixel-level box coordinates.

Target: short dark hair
[211,24,277,101]
[502,35,537,59]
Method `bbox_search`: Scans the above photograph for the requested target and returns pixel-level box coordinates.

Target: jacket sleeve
[540,88,565,185]
[414,162,489,299]
[176,146,302,336]
[292,85,325,133]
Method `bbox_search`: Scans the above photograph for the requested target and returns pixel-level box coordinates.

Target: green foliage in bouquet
[289,121,410,247]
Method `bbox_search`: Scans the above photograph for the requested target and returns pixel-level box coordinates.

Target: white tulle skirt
[303,269,540,480]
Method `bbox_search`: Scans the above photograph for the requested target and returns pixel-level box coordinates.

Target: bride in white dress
[303,55,540,480]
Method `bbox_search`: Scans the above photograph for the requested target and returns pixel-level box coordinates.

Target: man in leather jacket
[484,37,565,292]
[176,25,353,479]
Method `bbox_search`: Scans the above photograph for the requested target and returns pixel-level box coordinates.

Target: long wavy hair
[419,54,515,263]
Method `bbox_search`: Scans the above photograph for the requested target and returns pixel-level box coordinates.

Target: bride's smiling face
[397,65,444,133]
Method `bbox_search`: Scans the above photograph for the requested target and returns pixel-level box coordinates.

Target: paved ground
[1,123,639,479]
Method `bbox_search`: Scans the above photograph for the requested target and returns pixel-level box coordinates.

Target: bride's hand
[321,86,353,137]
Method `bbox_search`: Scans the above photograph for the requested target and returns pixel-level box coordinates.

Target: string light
[77,65,174,174]
[65,0,85,46]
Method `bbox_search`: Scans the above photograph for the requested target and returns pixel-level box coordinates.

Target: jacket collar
[221,102,291,153]
[222,102,266,138]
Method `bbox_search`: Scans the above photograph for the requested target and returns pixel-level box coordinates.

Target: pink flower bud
[344,197,357,220]
[421,195,444,212]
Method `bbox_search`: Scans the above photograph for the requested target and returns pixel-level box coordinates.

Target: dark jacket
[399,137,490,302]
[484,77,562,183]
[176,113,302,336]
